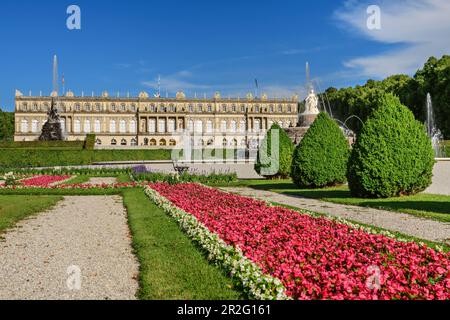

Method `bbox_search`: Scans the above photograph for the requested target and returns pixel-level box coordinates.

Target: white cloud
[335,0,450,77]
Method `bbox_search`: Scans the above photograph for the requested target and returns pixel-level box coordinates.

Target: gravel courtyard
[0,196,139,300]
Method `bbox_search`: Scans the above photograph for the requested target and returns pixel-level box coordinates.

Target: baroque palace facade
[14,90,299,148]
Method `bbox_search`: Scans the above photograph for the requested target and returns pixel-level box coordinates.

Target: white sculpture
[304,89,319,114]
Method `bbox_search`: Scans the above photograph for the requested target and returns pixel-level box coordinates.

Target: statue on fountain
[39,98,63,141]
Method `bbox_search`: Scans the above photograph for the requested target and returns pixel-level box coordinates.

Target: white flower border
[144,185,290,300]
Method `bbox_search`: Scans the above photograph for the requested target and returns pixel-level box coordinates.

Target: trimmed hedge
[254,124,295,178]
[291,112,350,188]
[0,140,84,150]
[0,149,172,168]
[84,134,96,150]
[347,94,435,198]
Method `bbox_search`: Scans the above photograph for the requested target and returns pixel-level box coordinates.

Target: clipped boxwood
[347,94,435,198]
[255,123,295,178]
[291,112,350,188]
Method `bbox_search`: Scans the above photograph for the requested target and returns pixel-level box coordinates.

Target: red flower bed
[150,183,450,300]
[20,175,71,187]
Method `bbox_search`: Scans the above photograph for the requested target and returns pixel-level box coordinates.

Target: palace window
[120,104,126,112]
[188,120,194,132]
[95,120,101,133]
[31,119,39,133]
[121,139,127,146]
[131,104,136,112]
[84,120,91,133]
[110,120,116,133]
[130,119,137,133]
[255,105,260,113]
[194,120,203,133]
[111,139,117,146]
[85,104,91,112]
[150,139,157,146]
[189,105,194,113]
[168,119,175,133]
[95,139,102,145]
[60,119,66,132]
[230,120,237,133]
[169,139,176,146]
[158,119,166,133]
[254,119,261,132]
[269,105,274,113]
[220,120,227,132]
[239,120,246,132]
[119,120,126,133]
[21,119,28,132]
[278,105,283,112]
[148,119,156,133]
[131,138,138,146]
[241,105,246,113]
[75,104,81,112]
[288,106,292,113]
[222,104,227,112]
[159,139,167,146]
[111,104,116,112]
[32,104,38,111]
[74,120,81,133]
[96,104,101,112]
[207,105,212,112]
[206,120,213,133]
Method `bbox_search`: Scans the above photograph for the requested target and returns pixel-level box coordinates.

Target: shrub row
[0,149,172,168]
[132,170,238,185]
[0,140,84,149]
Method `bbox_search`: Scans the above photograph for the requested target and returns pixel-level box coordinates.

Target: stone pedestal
[299,113,319,127]
[284,127,310,145]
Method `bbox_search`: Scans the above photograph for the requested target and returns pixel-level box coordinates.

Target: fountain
[284,62,321,144]
[426,93,443,157]
[39,55,64,141]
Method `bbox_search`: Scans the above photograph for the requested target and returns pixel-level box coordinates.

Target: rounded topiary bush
[254,123,294,178]
[347,93,435,198]
[291,112,350,188]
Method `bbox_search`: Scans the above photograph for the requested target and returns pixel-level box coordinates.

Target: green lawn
[123,189,242,300]
[0,195,62,233]
[225,179,450,223]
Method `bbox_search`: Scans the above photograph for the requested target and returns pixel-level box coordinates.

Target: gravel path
[86,177,118,185]
[0,196,139,300]
[222,187,450,244]
[425,160,450,195]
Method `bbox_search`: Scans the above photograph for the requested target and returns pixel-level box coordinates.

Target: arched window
[119,120,126,133]
[121,138,127,146]
[222,138,228,147]
[74,120,81,133]
[232,139,238,147]
[94,119,101,133]
[110,120,116,133]
[159,139,167,146]
[131,138,137,146]
[111,139,117,145]
[150,139,157,146]
[130,120,137,133]
[84,120,91,133]
[21,119,28,133]
[207,138,214,146]
[169,139,176,146]
[95,139,102,145]
[148,119,156,133]
[31,119,39,133]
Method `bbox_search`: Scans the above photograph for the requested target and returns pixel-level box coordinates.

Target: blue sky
[1,0,449,111]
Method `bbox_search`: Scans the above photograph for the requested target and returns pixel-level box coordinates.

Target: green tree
[254,123,294,179]
[347,94,435,198]
[291,112,350,188]
[0,110,15,141]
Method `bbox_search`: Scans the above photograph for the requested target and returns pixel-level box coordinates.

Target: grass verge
[0,195,62,233]
[123,188,243,300]
[222,179,450,223]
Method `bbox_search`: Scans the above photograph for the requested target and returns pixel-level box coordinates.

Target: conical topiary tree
[291,112,350,188]
[347,93,435,198]
[254,123,294,178]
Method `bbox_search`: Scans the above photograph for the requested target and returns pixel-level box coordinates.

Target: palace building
[14,90,299,148]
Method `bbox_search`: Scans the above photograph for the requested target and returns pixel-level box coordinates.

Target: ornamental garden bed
[147,183,450,300]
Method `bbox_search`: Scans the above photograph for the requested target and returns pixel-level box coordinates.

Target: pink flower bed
[150,183,450,300]
[20,175,71,187]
